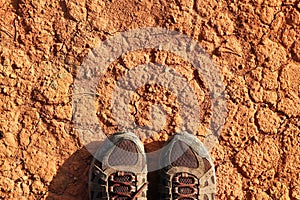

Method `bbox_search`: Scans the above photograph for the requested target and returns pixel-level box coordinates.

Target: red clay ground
[1,0,300,199]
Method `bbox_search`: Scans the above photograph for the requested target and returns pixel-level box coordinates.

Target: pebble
[2,87,8,94]
[4,132,16,146]
[9,73,17,79]
[21,176,28,181]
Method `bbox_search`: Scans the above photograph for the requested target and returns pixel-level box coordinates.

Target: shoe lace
[109,171,148,200]
[172,172,199,200]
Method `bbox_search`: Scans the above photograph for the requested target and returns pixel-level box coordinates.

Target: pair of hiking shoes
[89,132,216,200]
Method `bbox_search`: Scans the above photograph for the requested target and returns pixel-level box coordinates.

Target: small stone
[161,133,169,141]
[9,73,17,79]
[21,176,28,181]
[151,132,160,141]
[253,178,259,184]
[53,43,63,52]
[31,180,44,192]
[2,87,8,94]
[4,132,16,146]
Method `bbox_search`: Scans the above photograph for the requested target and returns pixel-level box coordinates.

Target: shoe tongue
[171,140,199,168]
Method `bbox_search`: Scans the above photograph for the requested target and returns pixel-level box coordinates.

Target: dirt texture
[0,0,300,199]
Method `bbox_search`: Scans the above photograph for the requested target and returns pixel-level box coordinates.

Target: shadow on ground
[145,141,165,200]
[46,141,166,200]
[46,146,92,200]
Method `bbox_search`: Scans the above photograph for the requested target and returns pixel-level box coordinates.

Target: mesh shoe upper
[108,139,138,166]
[171,140,199,168]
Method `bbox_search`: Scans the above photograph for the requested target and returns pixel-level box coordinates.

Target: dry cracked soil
[0,0,300,199]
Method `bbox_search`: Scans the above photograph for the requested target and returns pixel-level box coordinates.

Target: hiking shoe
[159,132,216,200]
[89,132,148,200]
